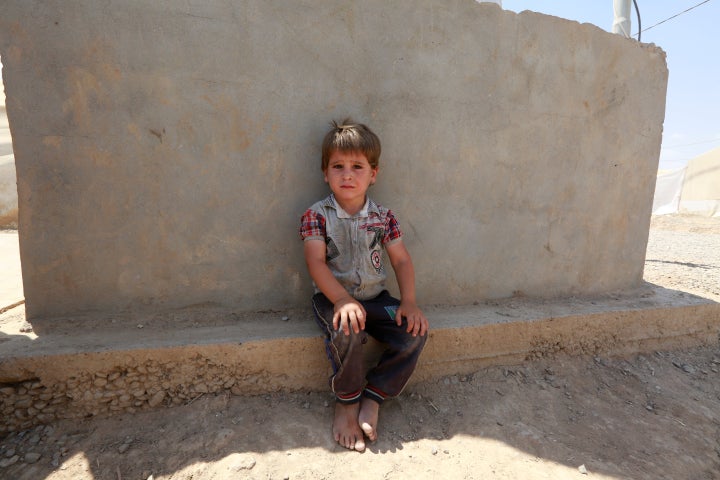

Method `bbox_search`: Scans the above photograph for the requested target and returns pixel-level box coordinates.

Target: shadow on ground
[2,341,720,479]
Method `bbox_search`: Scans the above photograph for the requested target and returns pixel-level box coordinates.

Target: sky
[502,0,720,171]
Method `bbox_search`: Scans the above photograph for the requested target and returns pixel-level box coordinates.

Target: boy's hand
[333,297,366,336]
[395,302,429,337]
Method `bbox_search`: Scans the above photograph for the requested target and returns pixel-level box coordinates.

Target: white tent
[653,146,720,217]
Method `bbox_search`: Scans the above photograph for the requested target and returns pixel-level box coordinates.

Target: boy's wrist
[332,294,355,305]
[400,297,417,306]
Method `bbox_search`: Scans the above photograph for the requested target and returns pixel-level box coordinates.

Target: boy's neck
[334,195,367,216]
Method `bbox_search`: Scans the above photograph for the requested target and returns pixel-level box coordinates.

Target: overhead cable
[634,0,712,36]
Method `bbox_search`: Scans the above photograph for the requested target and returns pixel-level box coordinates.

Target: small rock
[19,322,33,333]
[4,449,15,458]
[118,443,130,454]
[672,360,695,373]
[0,455,19,467]
[431,447,438,455]
[148,391,166,408]
[28,434,41,444]
[281,316,289,321]
[229,454,256,471]
[24,452,41,464]
[137,324,144,329]
[578,464,588,475]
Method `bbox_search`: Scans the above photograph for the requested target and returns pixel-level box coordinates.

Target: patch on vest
[371,250,382,273]
[326,237,339,261]
[367,226,384,249]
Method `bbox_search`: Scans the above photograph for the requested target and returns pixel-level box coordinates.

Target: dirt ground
[1,214,720,480]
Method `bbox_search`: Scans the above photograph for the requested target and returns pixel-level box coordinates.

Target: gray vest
[304,195,402,300]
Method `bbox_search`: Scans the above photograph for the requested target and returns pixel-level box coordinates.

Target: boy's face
[324,150,378,210]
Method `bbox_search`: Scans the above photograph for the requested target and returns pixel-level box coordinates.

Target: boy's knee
[331,329,368,349]
[413,331,428,350]
[390,330,426,355]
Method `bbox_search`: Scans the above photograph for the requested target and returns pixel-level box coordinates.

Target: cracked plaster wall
[0,1,667,321]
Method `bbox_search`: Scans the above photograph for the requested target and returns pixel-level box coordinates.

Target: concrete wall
[0,1,667,321]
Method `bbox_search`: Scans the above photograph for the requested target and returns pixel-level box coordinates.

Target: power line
[634,0,712,37]
[663,137,720,149]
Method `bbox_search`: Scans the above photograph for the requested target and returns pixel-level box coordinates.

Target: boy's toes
[336,432,364,451]
[360,422,377,442]
[354,437,366,452]
[335,432,349,450]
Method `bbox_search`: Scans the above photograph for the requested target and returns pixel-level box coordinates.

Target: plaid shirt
[300,195,403,300]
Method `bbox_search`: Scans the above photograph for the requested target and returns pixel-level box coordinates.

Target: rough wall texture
[0,1,667,320]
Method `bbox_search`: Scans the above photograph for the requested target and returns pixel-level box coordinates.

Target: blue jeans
[311,290,427,404]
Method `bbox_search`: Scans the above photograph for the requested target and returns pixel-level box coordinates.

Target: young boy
[299,119,429,452]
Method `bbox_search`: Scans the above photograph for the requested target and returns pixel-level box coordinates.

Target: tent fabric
[653,146,720,217]
[679,148,720,217]
[652,167,685,215]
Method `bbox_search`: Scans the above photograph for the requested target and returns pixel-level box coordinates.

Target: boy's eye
[353,164,365,169]
[332,164,343,169]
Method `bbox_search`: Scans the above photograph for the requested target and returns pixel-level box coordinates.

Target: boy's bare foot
[334,402,366,452]
[358,397,380,442]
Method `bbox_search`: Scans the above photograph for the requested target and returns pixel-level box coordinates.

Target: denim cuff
[362,385,387,404]
[335,390,362,405]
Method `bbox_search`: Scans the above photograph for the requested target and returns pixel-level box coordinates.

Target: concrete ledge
[1,285,719,432]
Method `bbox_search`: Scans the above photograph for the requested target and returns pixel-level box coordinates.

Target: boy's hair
[321,118,381,170]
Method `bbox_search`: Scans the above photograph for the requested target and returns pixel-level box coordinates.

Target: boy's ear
[370,167,378,184]
[323,169,328,183]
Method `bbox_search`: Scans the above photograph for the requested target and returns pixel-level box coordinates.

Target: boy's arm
[386,240,429,337]
[303,239,366,335]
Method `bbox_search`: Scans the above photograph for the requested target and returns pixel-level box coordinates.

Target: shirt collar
[330,194,378,218]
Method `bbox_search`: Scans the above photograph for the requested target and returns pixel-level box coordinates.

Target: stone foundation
[1,359,252,434]
[3,288,719,434]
